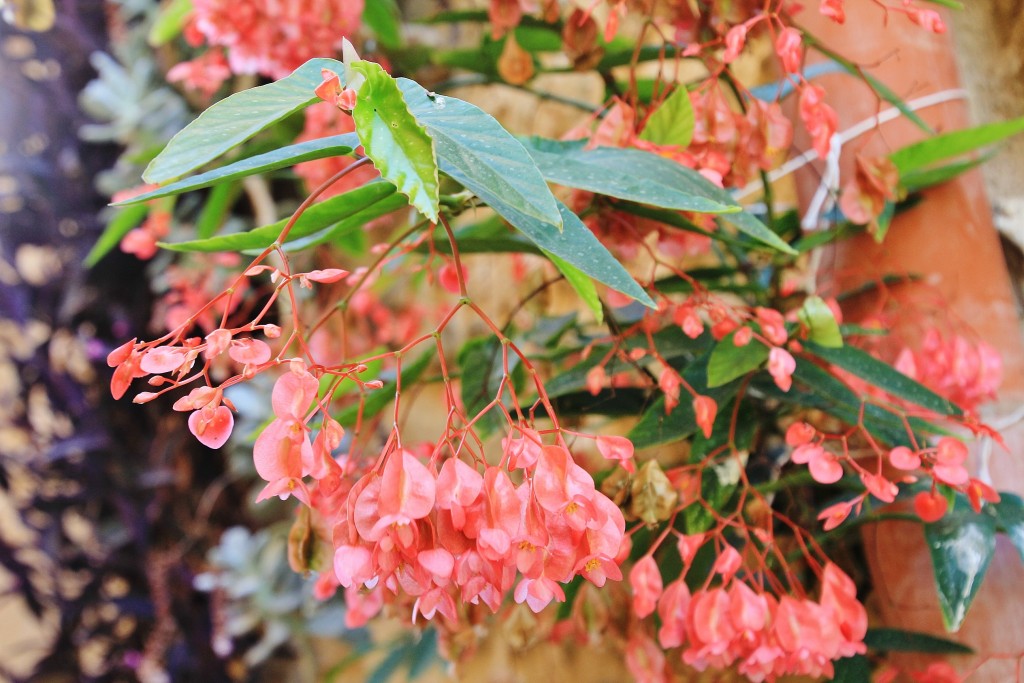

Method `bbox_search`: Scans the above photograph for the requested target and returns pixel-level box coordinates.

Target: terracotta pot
[791,4,1024,680]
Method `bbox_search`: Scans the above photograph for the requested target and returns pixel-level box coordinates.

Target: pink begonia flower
[343,585,383,629]
[140,346,190,374]
[368,450,436,538]
[228,337,271,365]
[861,472,899,503]
[799,83,839,158]
[413,586,457,623]
[595,435,635,473]
[712,545,742,579]
[820,0,845,23]
[677,533,705,565]
[722,24,747,63]
[437,262,466,294]
[204,328,232,359]
[755,307,788,346]
[785,421,816,446]
[933,437,969,485]
[657,579,691,648]
[775,27,803,74]
[630,555,663,619]
[585,365,606,396]
[502,426,543,470]
[817,498,858,530]
[733,326,752,346]
[659,369,682,413]
[808,448,844,484]
[334,544,375,588]
[513,574,565,613]
[435,457,483,529]
[914,489,948,523]
[576,553,621,588]
[889,445,921,471]
[768,346,796,392]
[188,404,234,449]
[693,395,717,439]
[625,632,668,683]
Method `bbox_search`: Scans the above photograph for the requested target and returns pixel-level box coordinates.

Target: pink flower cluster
[318,427,627,623]
[178,0,364,86]
[630,537,867,682]
[893,329,1002,412]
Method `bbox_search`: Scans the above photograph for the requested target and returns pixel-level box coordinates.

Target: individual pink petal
[378,451,436,522]
[809,450,844,484]
[140,346,189,374]
[436,457,483,510]
[861,472,899,502]
[418,548,455,584]
[595,435,635,473]
[253,419,308,481]
[229,337,272,365]
[630,555,663,619]
[304,268,350,283]
[271,369,320,419]
[334,544,375,588]
[204,328,232,359]
[188,405,234,449]
[657,579,691,648]
[693,395,717,439]
[768,346,796,392]
[888,446,921,471]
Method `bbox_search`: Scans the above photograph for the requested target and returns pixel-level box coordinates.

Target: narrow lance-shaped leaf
[159,182,401,253]
[349,61,440,222]
[804,341,963,416]
[116,133,360,205]
[84,203,150,267]
[399,80,653,307]
[144,57,345,183]
[924,507,996,632]
[890,116,1024,175]
[520,138,737,215]
[397,78,562,230]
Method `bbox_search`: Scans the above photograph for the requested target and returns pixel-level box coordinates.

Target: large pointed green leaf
[863,628,973,654]
[520,138,737,215]
[397,78,561,231]
[804,341,963,416]
[989,493,1024,563]
[159,182,401,252]
[925,507,996,631]
[397,80,650,306]
[118,134,359,205]
[638,86,695,148]
[349,61,439,222]
[890,116,1024,175]
[144,58,343,183]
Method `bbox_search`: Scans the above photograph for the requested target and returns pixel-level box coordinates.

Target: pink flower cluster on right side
[629,536,867,683]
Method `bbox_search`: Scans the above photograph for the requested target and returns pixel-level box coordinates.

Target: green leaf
[363,0,402,49]
[832,655,871,683]
[638,86,694,148]
[118,134,359,204]
[799,295,843,348]
[901,154,992,194]
[707,336,769,387]
[863,628,973,654]
[925,507,997,631]
[804,341,963,416]
[84,203,150,267]
[160,182,401,252]
[349,61,439,222]
[890,116,1024,175]
[148,0,193,46]
[143,58,342,183]
[921,0,963,7]
[989,493,1024,563]
[398,78,561,230]
[397,81,653,306]
[520,138,736,215]
[546,252,603,324]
